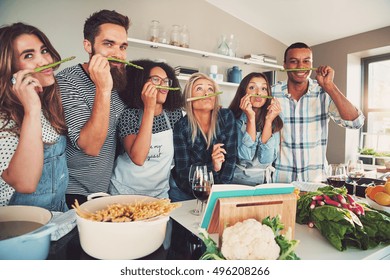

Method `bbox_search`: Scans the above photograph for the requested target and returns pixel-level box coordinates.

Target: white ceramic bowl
[365,195,390,213]
[76,195,169,260]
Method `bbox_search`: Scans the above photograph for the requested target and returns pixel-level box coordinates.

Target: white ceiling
[206,0,390,46]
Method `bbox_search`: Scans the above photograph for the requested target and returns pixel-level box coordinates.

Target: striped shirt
[56,64,126,196]
[272,79,364,183]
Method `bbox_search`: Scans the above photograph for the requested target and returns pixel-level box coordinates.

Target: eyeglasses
[149,76,173,87]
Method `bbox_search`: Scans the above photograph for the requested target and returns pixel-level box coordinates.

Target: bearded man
[56,10,130,207]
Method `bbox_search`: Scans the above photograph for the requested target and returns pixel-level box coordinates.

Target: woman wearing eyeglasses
[109,59,183,198]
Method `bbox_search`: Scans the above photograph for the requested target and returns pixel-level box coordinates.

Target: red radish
[323,195,341,207]
[308,222,314,228]
[354,203,365,215]
[312,195,324,201]
[310,200,317,209]
[336,194,347,204]
[346,194,356,206]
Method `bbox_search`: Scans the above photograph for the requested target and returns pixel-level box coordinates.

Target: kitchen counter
[48,199,390,260]
[170,199,390,260]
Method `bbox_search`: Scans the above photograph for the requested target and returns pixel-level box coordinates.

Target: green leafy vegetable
[107,57,144,69]
[198,229,225,260]
[34,56,76,72]
[297,186,390,251]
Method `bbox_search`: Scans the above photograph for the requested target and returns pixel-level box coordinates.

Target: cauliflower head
[221,218,280,260]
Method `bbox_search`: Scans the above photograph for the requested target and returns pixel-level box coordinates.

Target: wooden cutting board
[207,193,297,240]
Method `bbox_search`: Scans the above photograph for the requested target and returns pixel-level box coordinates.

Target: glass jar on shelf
[179,25,190,48]
[170,24,180,47]
[158,27,169,44]
[216,35,229,56]
[148,20,160,42]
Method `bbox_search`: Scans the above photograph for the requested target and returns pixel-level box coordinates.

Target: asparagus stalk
[186,92,223,102]
[279,67,317,72]
[34,56,76,72]
[107,57,144,70]
[155,85,181,91]
[249,94,273,99]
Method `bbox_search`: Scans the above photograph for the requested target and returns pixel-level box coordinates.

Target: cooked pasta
[72,198,181,222]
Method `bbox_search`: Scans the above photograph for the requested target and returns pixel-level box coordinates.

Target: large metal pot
[0,205,56,260]
[76,194,169,260]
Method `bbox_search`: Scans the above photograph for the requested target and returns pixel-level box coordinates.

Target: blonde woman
[169,73,237,201]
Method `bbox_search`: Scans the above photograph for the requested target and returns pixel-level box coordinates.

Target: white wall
[0,0,287,106]
[312,26,390,164]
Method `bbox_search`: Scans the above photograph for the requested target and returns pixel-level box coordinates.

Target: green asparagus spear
[34,56,76,72]
[249,94,273,99]
[279,67,317,72]
[155,85,181,91]
[186,92,223,102]
[107,57,144,70]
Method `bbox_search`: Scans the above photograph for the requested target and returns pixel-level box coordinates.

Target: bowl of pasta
[73,194,180,260]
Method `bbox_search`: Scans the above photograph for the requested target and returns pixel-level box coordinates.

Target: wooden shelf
[127,37,283,71]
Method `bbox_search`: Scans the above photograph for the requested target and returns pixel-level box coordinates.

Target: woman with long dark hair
[0,22,68,211]
[228,72,283,185]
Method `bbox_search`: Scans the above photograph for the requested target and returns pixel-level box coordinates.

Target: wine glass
[347,159,365,197]
[189,165,203,216]
[192,167,213,227]
[326,164,347,188]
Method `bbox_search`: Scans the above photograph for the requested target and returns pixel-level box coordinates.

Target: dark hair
[84,10,130,45]
[284,42,311,62]
[0,22,67,136]
[228,72,283,133]
[119,59,183,111]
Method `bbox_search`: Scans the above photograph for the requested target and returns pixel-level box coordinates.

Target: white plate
[365,195,390,213]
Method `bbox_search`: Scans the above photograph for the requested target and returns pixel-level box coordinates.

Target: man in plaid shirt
[272,42,364,183]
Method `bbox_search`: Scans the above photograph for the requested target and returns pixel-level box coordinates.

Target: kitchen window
[361,54,390,156]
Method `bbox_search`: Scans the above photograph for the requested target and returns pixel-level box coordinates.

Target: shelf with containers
[127,37,283,106]
[127,37,283,72]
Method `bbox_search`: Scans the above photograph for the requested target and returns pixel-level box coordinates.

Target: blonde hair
[183,73,221,149]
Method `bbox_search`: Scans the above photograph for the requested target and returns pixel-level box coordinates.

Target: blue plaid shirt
[172,108,237,194]
[272,79,365,183]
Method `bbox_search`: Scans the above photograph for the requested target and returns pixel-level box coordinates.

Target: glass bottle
[179,25,190,48]
[227,34,238,57]
[170,24,180,47]
[148,20,160,42]
[217,35,229,56]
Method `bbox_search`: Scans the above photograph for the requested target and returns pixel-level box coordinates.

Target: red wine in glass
[327,177,346,188]
[192,185,211,202]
